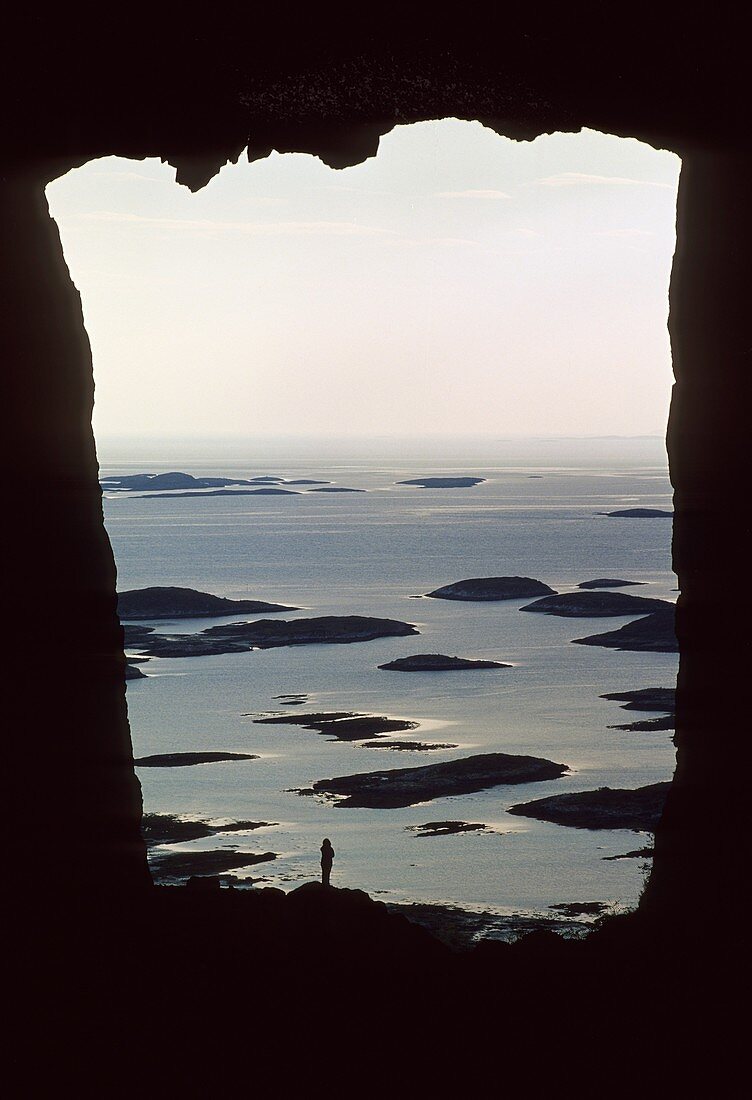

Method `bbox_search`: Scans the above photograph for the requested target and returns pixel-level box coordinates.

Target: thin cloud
[81,211,396,238]
[435,189,511,199]
[533,172,673,189]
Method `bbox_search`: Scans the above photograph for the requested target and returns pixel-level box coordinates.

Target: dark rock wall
[4,177,149,896]
[645,148,751,917]
[4,18,750,919]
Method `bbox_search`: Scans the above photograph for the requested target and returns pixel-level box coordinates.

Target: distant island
[378,653,511,671]
[408,820,488,837]
[311,751,569,808]
[148,848,275,883]
[118,586,295,619]
[125,615,419,658]
[101,471,339,496]
[601,687,676,712]
[602,686,676,732]
[306,486,365,493]
[508,782,670,831]
[134,751,258,767]
[573,606,678,652]
[398,477,486,489]
[139,488,300,498]
[577,578,644,589]
[253,711,418,741]
[598,508,673,518]
[142,813,275,846]
[520,591,669,617]
[101,472,257,492]
[424,576,556,601]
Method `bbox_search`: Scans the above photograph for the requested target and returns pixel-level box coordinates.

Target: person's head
[323,837,331,847]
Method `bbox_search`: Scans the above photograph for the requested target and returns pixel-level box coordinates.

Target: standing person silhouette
[320,838,334,887]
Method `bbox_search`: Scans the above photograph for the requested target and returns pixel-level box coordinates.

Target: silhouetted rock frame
[4,15,748,939]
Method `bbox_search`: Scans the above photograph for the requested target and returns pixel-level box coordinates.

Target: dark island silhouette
[577,578,645,589]
[134,751,258,768]
[125,615,419,658]
[139,487,301,498]
[601,687,676,731]
[311,752,569,808]
[424,576,556,601]
[601,687,676,712]
[508,782,670,831]
[149,848,276,883]
[142,813,275,846]
[101,471,257,492]
[118,586,295,619]
[253,711,419,741]
[378,653,511,671]
[598,507,674,518]
[306,486,365,492]
[520,591,670,617]
[408,820,488,837]
[573,606,678,651]
[397,476,486,488]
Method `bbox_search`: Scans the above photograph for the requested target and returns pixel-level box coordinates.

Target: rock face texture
[5,16,749,941]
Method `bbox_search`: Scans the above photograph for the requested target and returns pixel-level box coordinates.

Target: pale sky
[47,121,681,440]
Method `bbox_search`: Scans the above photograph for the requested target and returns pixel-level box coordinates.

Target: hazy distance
[47,121,680,442]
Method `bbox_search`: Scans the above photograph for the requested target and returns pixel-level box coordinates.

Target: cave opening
[46,120,682,933]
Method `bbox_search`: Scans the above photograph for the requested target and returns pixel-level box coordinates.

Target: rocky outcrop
[125,616,419,658]
[508,782,670,831]
[573,607,678,652]
[521,592,670,617]
[118,586,294,619]
[378,653,511,671]
[424,577,556,601]
[311,752,569,808]
[125,664,146,680]
[398,477,486,488]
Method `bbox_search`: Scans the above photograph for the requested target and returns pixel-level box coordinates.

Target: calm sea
[100,436,677,919]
